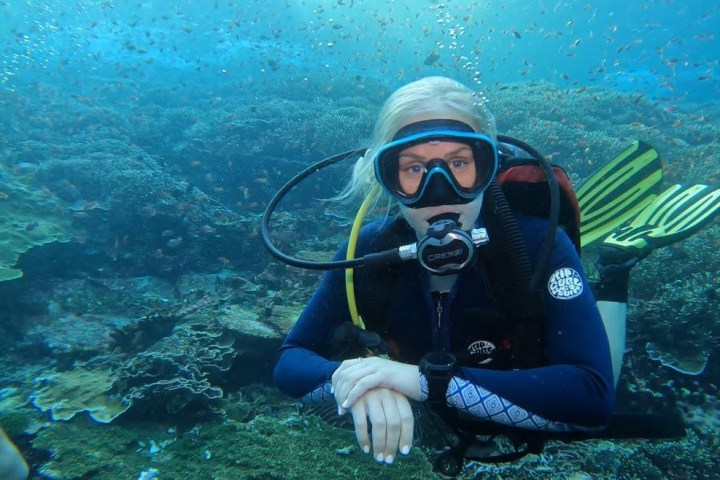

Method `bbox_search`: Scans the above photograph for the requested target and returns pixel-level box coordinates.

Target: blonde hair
[335,76,497,212]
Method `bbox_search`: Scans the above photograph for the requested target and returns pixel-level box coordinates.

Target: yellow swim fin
[602,183,720,254]
[578,140,664,248]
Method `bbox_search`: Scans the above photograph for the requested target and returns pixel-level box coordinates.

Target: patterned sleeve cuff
[446,377,591,432]
[302,381,334,404]
[419,373,429,401]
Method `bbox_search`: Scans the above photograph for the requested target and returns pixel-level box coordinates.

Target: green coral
[32,368,130,424]
[31,415,156,479]
[0,165,72,281]
[216,305,279,339]
[31,407,439,480]
[627,234,720,375]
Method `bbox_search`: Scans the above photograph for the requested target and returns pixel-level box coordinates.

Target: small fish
[166,237,183,248]
[424,51,441,66]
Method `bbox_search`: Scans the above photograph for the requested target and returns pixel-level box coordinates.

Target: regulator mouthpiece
[417,219,478,275]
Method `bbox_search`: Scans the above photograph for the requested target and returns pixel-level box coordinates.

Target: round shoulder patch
[547,267,584,300]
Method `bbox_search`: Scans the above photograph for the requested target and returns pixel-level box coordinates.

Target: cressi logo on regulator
[417,219,476,275]
[427,246,466,263]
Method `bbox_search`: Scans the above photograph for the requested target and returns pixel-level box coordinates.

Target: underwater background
[1,0,719,478]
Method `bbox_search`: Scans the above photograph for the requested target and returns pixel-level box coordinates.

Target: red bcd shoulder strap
[496,162,582,253]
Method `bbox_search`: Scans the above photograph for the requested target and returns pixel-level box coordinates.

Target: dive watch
[419,351,457,405]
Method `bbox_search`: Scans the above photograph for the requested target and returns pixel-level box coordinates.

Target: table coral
[32,367,130,423]
[0,166,72,281]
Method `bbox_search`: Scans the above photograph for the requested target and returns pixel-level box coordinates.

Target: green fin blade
[579,140,664,247]
[602,184,720,252]
[644,184,720,246]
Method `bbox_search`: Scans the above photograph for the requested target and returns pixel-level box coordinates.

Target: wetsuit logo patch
[467,340,495,365]
[547,267,583,299]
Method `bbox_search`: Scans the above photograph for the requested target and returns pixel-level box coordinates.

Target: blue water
[2,0,718,102]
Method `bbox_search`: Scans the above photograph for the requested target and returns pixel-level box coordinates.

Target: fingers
[332,357,377,410]
[376,391,414,462]
[396,395,414,456]
[365,391,389,462]
[331,358,363,398]
[349,399,371,454]
[353,389,414,465]
[375,390,401,463]
[342,372,383,409]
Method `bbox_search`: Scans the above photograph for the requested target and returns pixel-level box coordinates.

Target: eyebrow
[398,145,473,160]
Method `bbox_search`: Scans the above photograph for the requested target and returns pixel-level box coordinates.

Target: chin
[401,200,482,235]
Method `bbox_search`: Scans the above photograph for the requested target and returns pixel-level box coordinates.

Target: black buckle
[433,429,546,477]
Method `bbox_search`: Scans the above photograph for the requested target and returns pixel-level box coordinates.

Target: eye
[449,158,471,169]
[402,163,426,175]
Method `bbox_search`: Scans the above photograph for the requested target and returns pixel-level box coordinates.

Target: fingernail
[400,445,410,455]
[341,400,348,409]
[330,385,334,394]
[384,455,394,464]
[363,445,370,454]
[337,405,343,416]
[376,453,384,462]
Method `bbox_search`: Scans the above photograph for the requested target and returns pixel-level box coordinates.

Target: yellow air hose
[344,183,381,329]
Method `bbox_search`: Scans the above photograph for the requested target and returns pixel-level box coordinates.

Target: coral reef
[114,321,235,419]
[32,367,130,423]
[29,388,438,480]
[626,231,720,375]
[8,270,302,426]
[0,164,72,281]
[486,81,720,188]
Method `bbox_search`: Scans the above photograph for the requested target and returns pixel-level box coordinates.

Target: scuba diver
[266,76,720,475]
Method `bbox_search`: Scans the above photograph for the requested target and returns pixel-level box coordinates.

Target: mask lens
[397,160,426,196]
[466,139,496,193]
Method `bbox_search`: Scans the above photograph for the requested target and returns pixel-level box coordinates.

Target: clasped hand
[331,356,421,464]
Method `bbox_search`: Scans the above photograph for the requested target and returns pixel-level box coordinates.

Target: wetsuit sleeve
[273,218,392,399]
[273,217,393,402]
[272,260,348,399]
[447,219,615,429]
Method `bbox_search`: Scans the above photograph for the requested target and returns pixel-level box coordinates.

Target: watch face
[424,351,457,369]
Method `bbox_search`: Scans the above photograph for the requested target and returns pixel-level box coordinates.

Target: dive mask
[374,119,499,208]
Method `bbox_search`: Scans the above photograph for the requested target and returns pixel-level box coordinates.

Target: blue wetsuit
[274,214,615,430]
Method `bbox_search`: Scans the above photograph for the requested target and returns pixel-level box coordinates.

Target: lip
[427,212,461,225]
[420,206,462,220]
